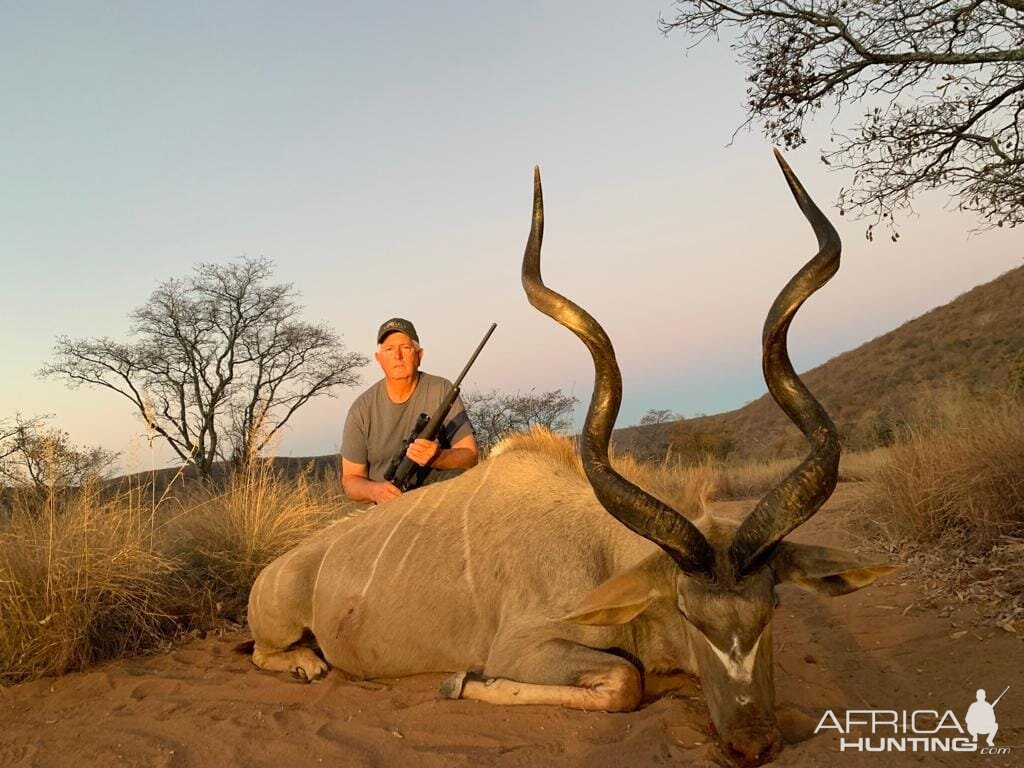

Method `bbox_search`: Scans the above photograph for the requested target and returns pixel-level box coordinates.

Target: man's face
[375,332,424,381]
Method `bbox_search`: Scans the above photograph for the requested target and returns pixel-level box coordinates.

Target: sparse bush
[1010,351,1024,398]
[666,418,737,464]
[464,388,578,456]
[639,409,678,426]
[628,409,682,461]
[857,392,1024,549]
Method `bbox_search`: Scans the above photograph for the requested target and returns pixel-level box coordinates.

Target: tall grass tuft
[604,441,890,505]
[857,392,1024,549]
[162,456,354,624]
[0,455,357,685]
[613,452,722,517]
[0,484,177,683]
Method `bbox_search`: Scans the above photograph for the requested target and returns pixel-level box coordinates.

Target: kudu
[246,152,896,766]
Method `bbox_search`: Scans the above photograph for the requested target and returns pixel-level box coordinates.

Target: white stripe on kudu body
[394,481,454,574]
[460,461,495,601]
[360,491,426,598]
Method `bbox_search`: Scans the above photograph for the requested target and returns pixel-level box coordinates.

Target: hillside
[614,264,1024,460]
[107,455,341,497]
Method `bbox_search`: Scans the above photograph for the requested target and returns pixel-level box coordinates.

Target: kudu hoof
[439,671,468,699]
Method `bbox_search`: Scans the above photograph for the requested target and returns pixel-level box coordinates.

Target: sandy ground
[2,485,1021,767]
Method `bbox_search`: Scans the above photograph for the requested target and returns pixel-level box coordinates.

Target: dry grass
[856,391,1024,550]
[611,452,721,519]
[161,457,359,624]
[0,485,177,683]
[656,446,891,502]
[850,390,1024,632]
[716,457,792,500]
[0,458,359,685]
[700,388,1024,550]
[5,388,1022,683]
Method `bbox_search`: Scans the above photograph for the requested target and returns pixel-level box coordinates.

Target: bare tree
[0,415,118,491]
[638,408,680,426]
[463,388,579,456]
[41,257,369,480]
[631,408,683,459]
[661,1,1024,235]
[0,417,30,463]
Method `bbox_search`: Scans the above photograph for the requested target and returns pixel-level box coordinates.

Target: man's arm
[406,432,479,470]
[341,457,402,504]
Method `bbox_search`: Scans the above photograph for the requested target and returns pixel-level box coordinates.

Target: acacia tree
[632,408,682,459]
[639,408,680,426]
[661,1,1024,236]
[41,257,368,480]
[463,388,579,456]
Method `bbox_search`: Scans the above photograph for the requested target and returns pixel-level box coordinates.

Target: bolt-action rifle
[383,323,496,491]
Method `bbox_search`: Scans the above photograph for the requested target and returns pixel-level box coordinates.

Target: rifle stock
[383,412,430,488]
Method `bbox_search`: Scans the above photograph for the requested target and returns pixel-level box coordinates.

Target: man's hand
[341,458,404,505]
[406,438,440,467]
[370,481,402,504]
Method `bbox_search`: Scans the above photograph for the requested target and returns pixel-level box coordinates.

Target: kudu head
[522,153,896,767]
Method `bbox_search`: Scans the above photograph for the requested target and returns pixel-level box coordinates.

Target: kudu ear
[771,541,899,597]
[556,555,672,626]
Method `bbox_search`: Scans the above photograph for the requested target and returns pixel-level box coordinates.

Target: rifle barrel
[993,685,1010,706]
[452,323,497,389]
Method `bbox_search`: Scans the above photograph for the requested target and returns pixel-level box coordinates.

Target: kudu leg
[247,556,329,683]
[442,640,642,713]
[251,644,328,683]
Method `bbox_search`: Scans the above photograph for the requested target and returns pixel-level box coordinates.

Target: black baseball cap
[377,318,419,344]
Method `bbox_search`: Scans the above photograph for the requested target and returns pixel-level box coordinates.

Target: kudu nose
[724,726,782,767]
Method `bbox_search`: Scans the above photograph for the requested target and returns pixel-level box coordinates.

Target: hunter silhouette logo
[965,686,1008,747]
[814,685,1012,755]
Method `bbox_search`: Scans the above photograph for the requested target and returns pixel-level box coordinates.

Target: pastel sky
[2,2,1020,474]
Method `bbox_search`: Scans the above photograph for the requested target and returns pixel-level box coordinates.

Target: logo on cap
[377,318,419,344]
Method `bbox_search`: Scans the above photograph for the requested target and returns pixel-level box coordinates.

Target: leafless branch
[662,0,1024,233]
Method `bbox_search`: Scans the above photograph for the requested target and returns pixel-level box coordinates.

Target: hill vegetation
[614,265,1024,461]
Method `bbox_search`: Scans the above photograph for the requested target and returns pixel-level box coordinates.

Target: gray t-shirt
[341,372,474,483]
